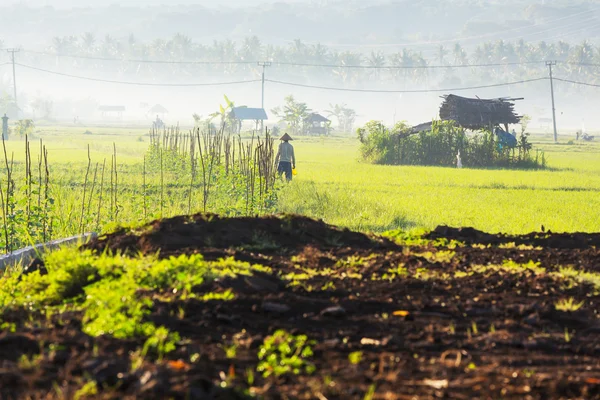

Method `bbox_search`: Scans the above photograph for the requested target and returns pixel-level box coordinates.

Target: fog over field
[1,0,599,130]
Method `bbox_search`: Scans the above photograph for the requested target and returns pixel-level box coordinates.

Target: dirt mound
[4,216,600,399]
[83,213,392,257]
[427,225,600,249]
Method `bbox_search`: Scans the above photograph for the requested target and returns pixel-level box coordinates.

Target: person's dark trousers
[278,161,292,181]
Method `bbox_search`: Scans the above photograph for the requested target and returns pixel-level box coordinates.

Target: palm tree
[325,103,344,130]
[241,35,262,61]
[289,39,306,63]
[81,32,96,54]
[568,40,594,78]
[367,51,385,81]
[333,51,362,84]
[453,43,467,65]
[437,45,448,65]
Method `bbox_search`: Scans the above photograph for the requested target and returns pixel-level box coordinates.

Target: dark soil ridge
[3,214,600,399]
[427,225,600,249]
[82,213,395,258]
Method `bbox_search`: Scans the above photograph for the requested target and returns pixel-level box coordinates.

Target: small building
[230,107,267,121]
[98,105,125,119]
[304,113,331,135]
[149,104,169,119]
[230,107,268,131]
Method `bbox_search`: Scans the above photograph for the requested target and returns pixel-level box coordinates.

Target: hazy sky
[5,0,315,7]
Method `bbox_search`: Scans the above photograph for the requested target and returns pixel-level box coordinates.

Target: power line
[264,77,548,93]
[564,62,600,68]
[21,50,258,65]
[19,49,552,69]
[13,60,551,92]
[15,63,261,87]
[553,77,600,87]
[271,60,545,69]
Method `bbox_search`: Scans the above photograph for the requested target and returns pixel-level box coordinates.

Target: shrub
[357,120,545,169]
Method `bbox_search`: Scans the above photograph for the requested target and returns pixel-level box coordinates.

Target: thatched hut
[304,113,331,135]
[439,94,522,131]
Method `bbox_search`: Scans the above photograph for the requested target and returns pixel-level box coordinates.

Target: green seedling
[348,351,363,365]
[555,297,584,312]
[257,330,316,378]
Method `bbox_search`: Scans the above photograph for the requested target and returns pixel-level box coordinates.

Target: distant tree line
[6,34,600,89]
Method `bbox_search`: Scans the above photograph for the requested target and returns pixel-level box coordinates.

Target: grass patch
[0,247,271,353]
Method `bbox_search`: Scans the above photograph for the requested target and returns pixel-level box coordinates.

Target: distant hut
[98,105,125,120]
[439,94,522,132]
[304,113,331,135]
[149,104,169,119]
[230,107,268,131]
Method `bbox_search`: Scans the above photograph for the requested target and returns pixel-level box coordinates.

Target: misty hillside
[1,1,599,47]
[1,0,600,129]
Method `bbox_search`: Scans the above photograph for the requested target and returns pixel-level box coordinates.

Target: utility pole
[7,48,20,119]
[258,61,271,133]
[546,61,558,143]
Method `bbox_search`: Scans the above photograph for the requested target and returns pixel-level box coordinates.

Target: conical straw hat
[279,133,293,141]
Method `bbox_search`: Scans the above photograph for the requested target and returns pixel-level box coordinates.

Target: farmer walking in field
[275,133,295,181]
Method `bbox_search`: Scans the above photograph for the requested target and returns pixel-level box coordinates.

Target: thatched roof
[231,107,268,120]
[149,104,169,114]
[305,113,330,123]
[439,94,522,130]
[411,121,433,133]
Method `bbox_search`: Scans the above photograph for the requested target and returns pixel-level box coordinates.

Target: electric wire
[271,60,545,69]
[553,77,600,87]
[18,50,551,69]
[18,49,600,70]
[264,77,549,93]
[21,50,259,65]
[16,63,261,87]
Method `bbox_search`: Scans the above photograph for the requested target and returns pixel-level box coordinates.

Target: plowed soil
[2,214,600,399]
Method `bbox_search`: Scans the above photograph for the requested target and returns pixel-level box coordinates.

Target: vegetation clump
[357,119,545,169]
[0,248,269,351]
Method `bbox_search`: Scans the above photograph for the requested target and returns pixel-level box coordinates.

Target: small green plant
[18,353,43,370]
[74,380,98,400]
[555,297,584,312]
[348,351,363,365]
[221,343,238,359]
[564,328,572,343]
[363,383,376,400]
[448,321,455,335]
[142,326,180,362]
[257,330,316,378]
[246,368,255,386]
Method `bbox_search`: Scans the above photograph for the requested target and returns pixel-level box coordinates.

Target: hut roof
[439,94,522,130]
[305,113,330,123]
[410,121,433,133]
[149,104,169,114]
[230,107,268,120]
